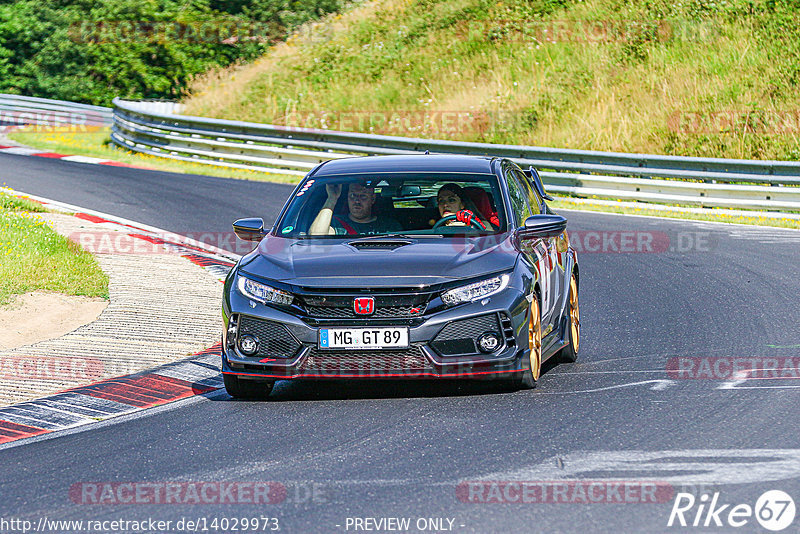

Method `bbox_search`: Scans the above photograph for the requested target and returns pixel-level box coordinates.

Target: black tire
[558,272,580,363]
[514,292,542,390]
[223,373,274,400]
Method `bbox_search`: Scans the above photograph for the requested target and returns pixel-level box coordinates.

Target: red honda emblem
[354,297,375,315]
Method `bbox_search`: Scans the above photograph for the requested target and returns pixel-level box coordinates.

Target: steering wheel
[432,214,485,230]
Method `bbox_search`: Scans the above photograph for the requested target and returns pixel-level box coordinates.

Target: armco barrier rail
[0,93,112,128]
[3,91,797,212]
[111,98,800,212]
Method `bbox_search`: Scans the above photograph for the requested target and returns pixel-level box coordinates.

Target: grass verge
[6,128,302,184]
[0,189,109,306]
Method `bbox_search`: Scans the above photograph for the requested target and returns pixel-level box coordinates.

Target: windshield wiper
[353,233,443,239]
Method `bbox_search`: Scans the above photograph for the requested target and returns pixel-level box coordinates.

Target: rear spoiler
[522,167,554,201]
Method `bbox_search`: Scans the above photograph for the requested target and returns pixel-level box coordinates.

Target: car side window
[505,169,533,226]
[515,170,544,214]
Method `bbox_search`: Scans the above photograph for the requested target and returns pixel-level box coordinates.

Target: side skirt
[541,329,568,362]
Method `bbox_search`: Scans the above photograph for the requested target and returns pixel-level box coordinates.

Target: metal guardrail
[120,100,186,116]
[52,97,800,211]
[0,94,112,128]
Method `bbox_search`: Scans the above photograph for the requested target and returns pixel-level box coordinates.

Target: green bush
[0,0,346,105]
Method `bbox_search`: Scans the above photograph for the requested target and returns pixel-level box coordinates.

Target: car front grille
[237,315,301,359]
[304,304,427,319]
[299,345,432,374]
[300,290,431,320]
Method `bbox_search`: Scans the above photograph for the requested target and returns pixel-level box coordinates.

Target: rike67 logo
[668,490,796,531]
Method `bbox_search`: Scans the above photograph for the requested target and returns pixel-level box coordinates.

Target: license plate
[319,327,409,350]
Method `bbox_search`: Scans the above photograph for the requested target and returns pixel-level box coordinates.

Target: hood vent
[348,240,412,251]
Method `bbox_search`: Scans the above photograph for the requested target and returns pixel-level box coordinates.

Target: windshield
[276,173,507,238]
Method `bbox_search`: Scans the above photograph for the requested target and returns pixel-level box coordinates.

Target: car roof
[310,154,499,177]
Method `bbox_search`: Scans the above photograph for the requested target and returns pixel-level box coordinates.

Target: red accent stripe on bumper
[223,369,524,379]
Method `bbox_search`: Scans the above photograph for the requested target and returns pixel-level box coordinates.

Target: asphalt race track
[2,152,800,533]
[0,153,292,239]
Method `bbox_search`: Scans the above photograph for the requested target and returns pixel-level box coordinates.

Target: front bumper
[222,285,529,381]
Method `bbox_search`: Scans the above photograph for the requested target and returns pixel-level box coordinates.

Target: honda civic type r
[221,154,580,399]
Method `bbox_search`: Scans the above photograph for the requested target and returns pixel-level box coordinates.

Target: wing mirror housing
[518,214,567,239]
[233,218,266,241]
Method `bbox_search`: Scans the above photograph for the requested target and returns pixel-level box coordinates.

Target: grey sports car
[221,154,579,398]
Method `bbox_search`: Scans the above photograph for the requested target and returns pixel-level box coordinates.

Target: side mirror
[233,218,266,241]
[518,214,567,238]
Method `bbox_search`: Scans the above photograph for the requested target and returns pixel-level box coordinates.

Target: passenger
[432,183,492,229]
[309,182,402,236]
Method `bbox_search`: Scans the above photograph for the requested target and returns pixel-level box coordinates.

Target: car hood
[238,235,519,287]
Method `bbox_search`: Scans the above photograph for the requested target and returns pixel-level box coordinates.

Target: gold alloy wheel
[569,275,580,354]
[528,297,542,381]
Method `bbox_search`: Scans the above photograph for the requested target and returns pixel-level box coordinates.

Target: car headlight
[441,274,510,306]
[237,276,293,306]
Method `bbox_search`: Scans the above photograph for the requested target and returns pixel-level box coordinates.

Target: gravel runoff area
[0,212,223,406]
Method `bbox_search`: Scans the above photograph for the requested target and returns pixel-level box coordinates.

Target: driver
[309,182,402,236]
[432,183,490,229]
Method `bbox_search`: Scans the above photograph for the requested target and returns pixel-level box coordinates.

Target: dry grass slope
[183,0,800,161]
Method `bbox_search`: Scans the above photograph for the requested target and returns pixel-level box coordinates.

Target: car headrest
[462,186,494,221]
[373,196,394,215]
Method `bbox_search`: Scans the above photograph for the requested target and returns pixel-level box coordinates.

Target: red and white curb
[0,191,244,447]
[0,345,223,446]
[0,144,152,170]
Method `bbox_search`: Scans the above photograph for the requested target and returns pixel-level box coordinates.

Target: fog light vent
[431,313,504,357]
[237,316,301,358]
[226,315,238,349]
